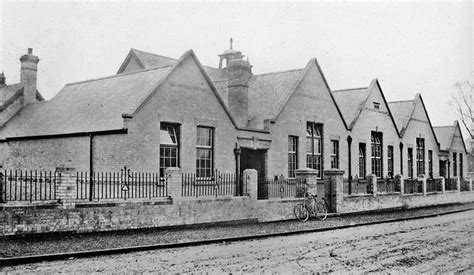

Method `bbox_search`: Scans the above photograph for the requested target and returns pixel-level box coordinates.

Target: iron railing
[445,178,457,191]
[343,178,371,195]
[76,171,167,201]
[376,178,399,193]
[404,178,423,194]
[257,177,307,200]
[426,178,443,193]
[460,178,470,192]
[0,170,57,202]
[181,171,241,197]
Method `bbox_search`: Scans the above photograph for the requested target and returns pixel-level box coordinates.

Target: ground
[2,210,473,273]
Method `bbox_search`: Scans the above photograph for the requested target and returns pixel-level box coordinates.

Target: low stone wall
[1,168,473,236]
[340,191,474,213]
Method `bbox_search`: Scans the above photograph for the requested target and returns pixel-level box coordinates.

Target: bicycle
[293,191,329,221]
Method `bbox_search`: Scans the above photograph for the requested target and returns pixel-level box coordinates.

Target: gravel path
[2,208,473,273]
[1,203,473,259]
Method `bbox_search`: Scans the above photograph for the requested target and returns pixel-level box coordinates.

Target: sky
[0,1,472,132]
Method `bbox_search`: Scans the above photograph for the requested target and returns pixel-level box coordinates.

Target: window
[373,102,380,110]
[416,138,425,176]
[453,152,457,177]
[160,123,180,177]
[288,136,298,178]
[387,145,394,178]
[306,122,323,178]
[460,153,463,178]
[371,131,383,177]
[408,148,413,179]
[330,140,339,169]
[196,127,214,178]
[359,143,366,178]
[428,150,433,177]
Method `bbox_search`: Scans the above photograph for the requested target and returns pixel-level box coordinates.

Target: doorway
[240,148,267,198]
[439,160,447,178]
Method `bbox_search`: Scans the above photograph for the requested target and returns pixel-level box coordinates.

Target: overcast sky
[1,1,472,130]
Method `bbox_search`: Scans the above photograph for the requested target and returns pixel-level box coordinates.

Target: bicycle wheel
[315,201,328,220]
[294,203,309,222]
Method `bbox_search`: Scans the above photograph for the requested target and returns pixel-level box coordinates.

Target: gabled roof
[0,50,238,139]
[433,121,468,153]
[117,48,228,81]
[0,83,44,105]
[332,79,399,134]
[332,87,369,128]
[247,69,304,126]
[388,94,440,146]
[388,100,414,136]
[0,66,172,138]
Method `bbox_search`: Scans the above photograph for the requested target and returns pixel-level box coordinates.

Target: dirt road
[3,210,473,273]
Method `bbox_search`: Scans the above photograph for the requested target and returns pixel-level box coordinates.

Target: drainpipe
[399,142,404,176]
[347,135,352,195]
[89,133,94,201]
[234,143,242,195]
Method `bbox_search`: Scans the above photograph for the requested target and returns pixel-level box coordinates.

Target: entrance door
[240,149,267,198]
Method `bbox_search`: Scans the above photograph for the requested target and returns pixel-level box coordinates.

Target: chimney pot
[28,48,33,54]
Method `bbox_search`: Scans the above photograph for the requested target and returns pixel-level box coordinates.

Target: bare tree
[450,81,473,138]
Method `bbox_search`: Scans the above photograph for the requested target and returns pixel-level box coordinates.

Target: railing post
[166,167,182,200]
[55,167,77,207]
[395,174,404,194]
[324,169,344,213]
[367,174,377,197]
[243,169,258,200]
[418,174,427,196]
[456,176,461,193]
[470,178,473,192]
[0,170,5,203]
[295,168,318,195]
[441,177,446,193]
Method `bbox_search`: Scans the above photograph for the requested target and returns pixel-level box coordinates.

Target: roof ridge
[433,125,455,128]
[254,68,303,77]
[131,48,178,61]
[388,99,414,104]
[65,65,173,86]
[332,87,368,93]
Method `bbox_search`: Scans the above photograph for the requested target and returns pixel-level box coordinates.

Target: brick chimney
[20,48,39,105]
[227,58,252,128]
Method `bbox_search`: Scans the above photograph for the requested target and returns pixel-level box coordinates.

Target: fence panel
[404,178,422,194]
[1,170,57,202]
[445,178,457,191]
[376,178,398,193]
[76,171,166,201]
[426,178,443,193]
[460,178,470,192]
[257,178,306,200]
[182,171,238,197]
[343,178,371,195]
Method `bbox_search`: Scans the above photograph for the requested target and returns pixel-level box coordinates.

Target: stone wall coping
[294,168,318,175]
[323,169,345,176]
[55,167,76,173]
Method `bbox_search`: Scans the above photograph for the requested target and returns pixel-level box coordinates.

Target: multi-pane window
[330,140,339,169]
[306,122,323,178]
[371,131,383,177]
[196,127,214,178]
[428,150,433,178]
[359,143,366,178]
[288,136,298,178]
[460,153,463,178]
[408,148,413,179]
[160,123,179,177]
[416,138,425,176]
[387,145,394,178]
[453,152,457,177]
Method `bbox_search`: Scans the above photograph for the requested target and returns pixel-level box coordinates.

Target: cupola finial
[230,38,233,50]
